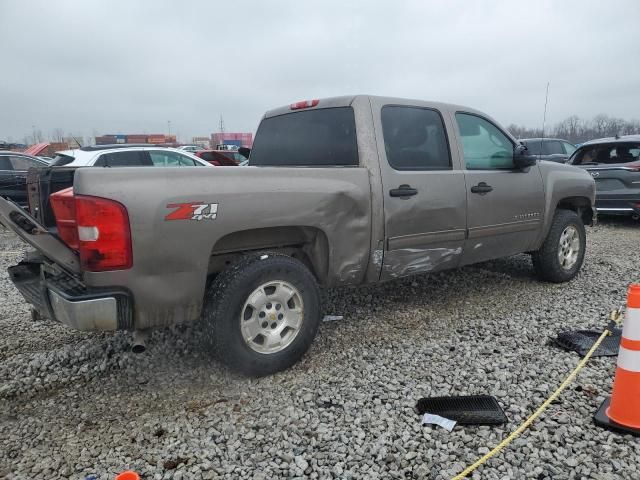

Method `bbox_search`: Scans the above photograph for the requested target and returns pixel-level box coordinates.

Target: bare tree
[51,128,65,142]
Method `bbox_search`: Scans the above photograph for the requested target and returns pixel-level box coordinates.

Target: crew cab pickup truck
[0,95,596,375]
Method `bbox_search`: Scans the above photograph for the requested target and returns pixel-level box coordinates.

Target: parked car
[195,149,245,166]
[0,152,49,208]
[0,95,595,376]
[50,145,212,168]
[568,135,640,218]
[518,138,577,163]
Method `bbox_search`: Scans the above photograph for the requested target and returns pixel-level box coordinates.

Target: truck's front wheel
[532,209,586,283]
[202,253,321,376]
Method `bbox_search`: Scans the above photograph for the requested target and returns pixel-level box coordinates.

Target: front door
[372,100,468,280]
[452,112,545,265]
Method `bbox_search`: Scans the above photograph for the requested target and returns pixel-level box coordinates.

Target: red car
[195,150,245,166]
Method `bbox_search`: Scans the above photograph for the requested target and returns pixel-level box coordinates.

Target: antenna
[539,82,550,155]
[219,115,225,134]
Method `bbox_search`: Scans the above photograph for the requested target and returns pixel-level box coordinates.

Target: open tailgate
[0,196,80,273]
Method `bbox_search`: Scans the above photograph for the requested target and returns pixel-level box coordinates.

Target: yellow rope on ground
[451,323,615,480]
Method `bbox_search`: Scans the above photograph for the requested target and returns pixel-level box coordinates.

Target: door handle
[389,184,418,198]
[470,182,493,194]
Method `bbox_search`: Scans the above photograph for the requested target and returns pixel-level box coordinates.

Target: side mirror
[238,147,251,159]
[514,144,537,169]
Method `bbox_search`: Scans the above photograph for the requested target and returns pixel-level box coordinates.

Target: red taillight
[50,188,132,271]
[50,187,79,249]
[290,99,319,110]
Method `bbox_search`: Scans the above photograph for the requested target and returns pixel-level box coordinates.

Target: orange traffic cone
[115,472,140,480]
[594,284,640,436]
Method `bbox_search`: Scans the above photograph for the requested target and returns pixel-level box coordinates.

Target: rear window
[571,142,640,165]
[249,107,358,166]
[51,154,75,166]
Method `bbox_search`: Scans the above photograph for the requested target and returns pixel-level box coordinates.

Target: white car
[51,145,213,168]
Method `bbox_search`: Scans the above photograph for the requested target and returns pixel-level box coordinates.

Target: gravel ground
[1,219,640,480]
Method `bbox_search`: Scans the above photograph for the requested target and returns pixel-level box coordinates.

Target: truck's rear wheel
[202,253,321,376]
[532,209,586,283]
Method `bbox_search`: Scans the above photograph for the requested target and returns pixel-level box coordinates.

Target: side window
[543,140,564,155]
[381,106,451,170]
[562,142,577,156]
[95,151,151,167]
[523,140,542,156]
[149,151,198,167]
[10,156,41,170]
[0,156,13,170]
[455,113,514,170]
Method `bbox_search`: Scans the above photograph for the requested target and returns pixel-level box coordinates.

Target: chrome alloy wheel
[240,281,304,354]
[558,225,580,270]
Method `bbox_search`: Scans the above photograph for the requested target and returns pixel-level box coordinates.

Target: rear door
[371,99,467,280]
[453,112,545,265]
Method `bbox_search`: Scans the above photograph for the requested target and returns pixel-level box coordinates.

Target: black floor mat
[416,395,507,425]
[554,328,621,357]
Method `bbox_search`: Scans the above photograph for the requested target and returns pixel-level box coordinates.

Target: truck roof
[263,94,486,119]
[580,135,640,146]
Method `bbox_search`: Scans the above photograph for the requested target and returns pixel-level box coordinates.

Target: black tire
[532,209,586,283]
[202,253,321,376]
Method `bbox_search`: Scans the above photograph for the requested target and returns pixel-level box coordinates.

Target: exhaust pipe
[632,214,639,221]
[131,330,149,354]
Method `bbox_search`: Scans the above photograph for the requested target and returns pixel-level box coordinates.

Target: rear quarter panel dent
[75,167,371,329]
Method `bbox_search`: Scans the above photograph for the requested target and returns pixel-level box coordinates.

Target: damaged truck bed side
[0,95,596,375]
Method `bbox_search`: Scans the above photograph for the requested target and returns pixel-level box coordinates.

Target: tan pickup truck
[0,95,596,375]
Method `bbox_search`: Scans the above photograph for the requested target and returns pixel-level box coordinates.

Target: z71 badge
[165,202,218,221]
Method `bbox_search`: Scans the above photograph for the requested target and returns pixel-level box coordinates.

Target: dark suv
[519,138,577,163]
[568,135,640,218]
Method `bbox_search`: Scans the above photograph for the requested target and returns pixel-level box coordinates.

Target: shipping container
[95,135,116,145]
[147,135,166,144]
[126,135,148,143]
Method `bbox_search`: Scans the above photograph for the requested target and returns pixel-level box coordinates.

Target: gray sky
[1,0,639,143]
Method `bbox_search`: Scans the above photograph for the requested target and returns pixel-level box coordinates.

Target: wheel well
[557,197,594,226]
[207,226,330,284]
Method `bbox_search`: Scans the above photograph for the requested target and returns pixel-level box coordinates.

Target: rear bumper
[8,261,133,331]
[595,195,640,215]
